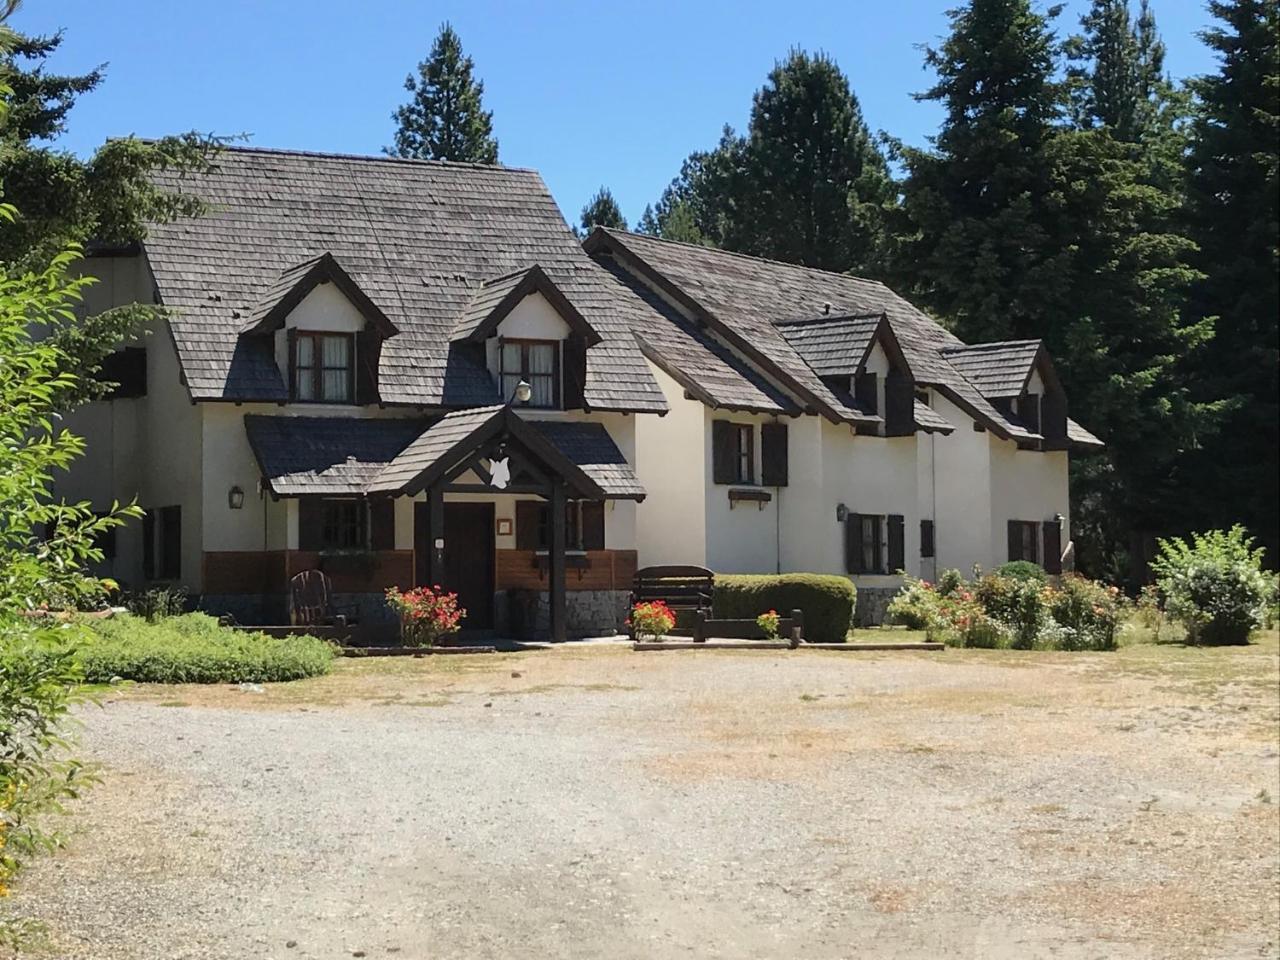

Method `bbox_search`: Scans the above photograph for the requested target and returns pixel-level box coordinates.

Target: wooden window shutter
[581,501,605,550]
[855,372,878,414]
[884,372,914,437]
[370,498,395,550]
[1018,394,1041,433]
[920,519,935,559]
[712,420,737,485]
[562,337,587,410]
[298,499,325,551]
[355,329,381,405]
[761,422,788,486]
[1042,520,1062,574]
[1007,520,1021,562]
[845,514,865,574]
[515,500,541,550]
[287,328,299,400]
[142,509,156,579]
[1041,390,1068,448]
[887,514,905,572]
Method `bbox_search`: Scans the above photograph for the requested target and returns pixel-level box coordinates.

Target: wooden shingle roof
[588,229,1063,443]
[244,415,426,496]
[143,147,666,413]
[940,341,1043,398]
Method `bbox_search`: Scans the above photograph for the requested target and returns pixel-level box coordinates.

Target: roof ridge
[600,227,893,295]
[942,339,1042,353]
[213,143,542,175]
[774,311,885,328]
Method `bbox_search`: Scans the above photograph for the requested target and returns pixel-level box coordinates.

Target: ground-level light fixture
[228,485,245,510]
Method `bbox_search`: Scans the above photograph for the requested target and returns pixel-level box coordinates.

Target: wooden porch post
[549,480,567,642]
[427,484,445,588]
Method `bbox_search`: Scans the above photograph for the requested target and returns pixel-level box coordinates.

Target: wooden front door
[415,501,495,630]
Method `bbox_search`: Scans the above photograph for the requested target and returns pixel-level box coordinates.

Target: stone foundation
[495,589,630,639]
[855,587,899,628]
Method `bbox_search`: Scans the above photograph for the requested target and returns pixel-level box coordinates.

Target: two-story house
[57,146,1102,638]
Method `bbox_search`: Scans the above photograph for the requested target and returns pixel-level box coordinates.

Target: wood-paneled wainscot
[203,550,414,595]
[495,549,637,591]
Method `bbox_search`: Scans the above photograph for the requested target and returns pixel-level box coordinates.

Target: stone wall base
[495,589,631,639]
[855,587,899,628]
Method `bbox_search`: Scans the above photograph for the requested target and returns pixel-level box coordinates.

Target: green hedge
[713,574,856,644]
[78,613,336,684]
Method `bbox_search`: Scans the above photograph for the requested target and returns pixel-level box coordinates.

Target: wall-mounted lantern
[835,503,849,522]
[228,485,245,510]
[512,379,533,405]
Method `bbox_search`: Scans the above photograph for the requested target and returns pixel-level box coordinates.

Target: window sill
[728,488,772,510]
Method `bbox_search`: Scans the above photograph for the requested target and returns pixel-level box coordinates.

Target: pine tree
[1182,0,1280,562]
[732,49,892,273]
[891,0,1068,344]
[578,186,626,235]
[0,5,221,403]
[387,23,498,164]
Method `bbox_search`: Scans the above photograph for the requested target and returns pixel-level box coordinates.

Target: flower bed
[887,571,1123,651]
[385,586,466,647]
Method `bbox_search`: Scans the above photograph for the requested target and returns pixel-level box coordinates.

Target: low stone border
[340,645,496,657]
[633,640,945,652]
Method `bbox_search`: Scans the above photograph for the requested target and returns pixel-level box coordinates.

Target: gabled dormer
[940,340,1068,449]
[777,312,918,436]
[241,253,398,405]
[451,265,602,410]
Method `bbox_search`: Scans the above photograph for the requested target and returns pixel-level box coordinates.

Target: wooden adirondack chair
[289,569,356,627]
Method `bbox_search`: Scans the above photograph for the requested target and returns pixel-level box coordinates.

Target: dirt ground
[2,636,1278,960]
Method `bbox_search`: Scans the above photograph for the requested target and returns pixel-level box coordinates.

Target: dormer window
[292,331,354,403]
[500,338,559,408]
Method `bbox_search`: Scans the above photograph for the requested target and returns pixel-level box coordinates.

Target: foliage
[0,4,223,403]
[385,585,465,647]
[1150,526,1270,645]
[1047,575,1125,651]
[386,22,498,163]
[995,561,1048,583]
[1180,0,1280,565]
[937,568,965,597]
[77,613,335,683]
[578,186,626,235]
[0,245,139,616]
[974,575,1051,649]
[628,601,675,642]
[124,586,187,622]
[0,623,90,897]
[714,573,855,644]
[1134,582,1166,641]
[755,609,781,640]
[639,49,892,274]
[889,571,1123,651]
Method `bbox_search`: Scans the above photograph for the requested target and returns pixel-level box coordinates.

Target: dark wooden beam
[427,485,445,588]
[440,483,550,496]
[549,480,567,643]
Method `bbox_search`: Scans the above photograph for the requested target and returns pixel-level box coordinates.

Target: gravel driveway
[2,642,1277,960]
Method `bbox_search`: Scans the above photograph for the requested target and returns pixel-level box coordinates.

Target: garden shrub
[1150,526,1270,645]
[714,574,855,644]
[1047,575,1124,651]
[995,560,1047,583]
[936,569,965,597]
[974,575,1049,649]
[78,613,336,683]
[124,586,188,622]
[886,578,944,633]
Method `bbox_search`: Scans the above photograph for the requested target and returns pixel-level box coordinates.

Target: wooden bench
[630,565,714,639]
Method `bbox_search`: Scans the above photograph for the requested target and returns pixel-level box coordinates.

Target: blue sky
[14,1,1219,228]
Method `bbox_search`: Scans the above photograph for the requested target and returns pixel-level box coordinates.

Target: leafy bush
[974,575,1049,649]
[1048,575,1124,651]
[384,585,465,647]
[714,574,855,644]
[887,578,944,633]
[1150,526,1269,645]
[125,586,187,622]
[937,569,965,597]
[629,601,676,641]
[77,613,335,683]
[995,560,1047,583]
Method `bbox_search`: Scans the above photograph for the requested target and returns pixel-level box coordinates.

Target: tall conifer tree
[387,23,498,164]
[1182,0,1280,561]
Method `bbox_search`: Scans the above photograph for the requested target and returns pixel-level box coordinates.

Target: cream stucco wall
[989,441,1070,569]
[272,281,368,375]
[929,392,994,575]
[633,362,707,567]
[483,292,569,404]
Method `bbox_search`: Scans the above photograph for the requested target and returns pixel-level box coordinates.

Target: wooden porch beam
[549,480,567,643]
[427,485,444,588]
